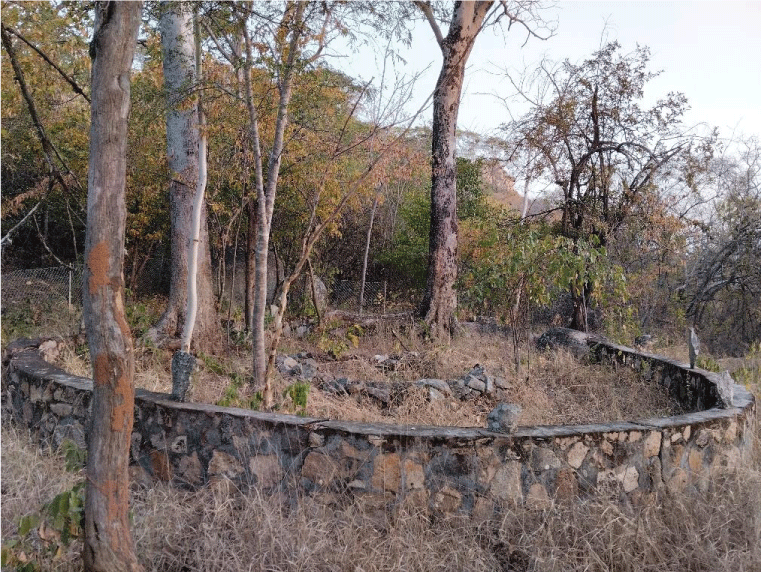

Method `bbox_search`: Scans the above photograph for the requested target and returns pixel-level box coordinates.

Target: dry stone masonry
[2,331,755,518]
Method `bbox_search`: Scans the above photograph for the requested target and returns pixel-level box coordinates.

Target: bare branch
[0,200,41,247]
[414,1,444,48]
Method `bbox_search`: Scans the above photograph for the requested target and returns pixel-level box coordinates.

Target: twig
[392,329,411,353]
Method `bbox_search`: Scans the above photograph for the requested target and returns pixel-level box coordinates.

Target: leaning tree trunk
[149,2,220,352]
[417,1,494,340]
[82,3,142,571]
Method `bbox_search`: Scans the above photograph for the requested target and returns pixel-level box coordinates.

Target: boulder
[536,327,599,359]
[487,403,522,433]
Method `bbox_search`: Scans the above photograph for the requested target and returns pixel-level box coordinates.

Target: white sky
[338,1,761,148]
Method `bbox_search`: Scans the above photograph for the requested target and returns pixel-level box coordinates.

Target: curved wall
[2,335,755,515]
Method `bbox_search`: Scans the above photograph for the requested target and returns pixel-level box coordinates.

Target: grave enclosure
[2,333,755,516]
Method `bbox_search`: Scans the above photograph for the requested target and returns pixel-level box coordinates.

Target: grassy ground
[55,326,683,428]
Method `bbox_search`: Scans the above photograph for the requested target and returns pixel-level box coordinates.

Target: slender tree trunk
[417,1,494,340]
[148,2,220,352]
[359,191,380,315]
[245,197,257,332]
[247,2,305,403]
[82,3,142,571]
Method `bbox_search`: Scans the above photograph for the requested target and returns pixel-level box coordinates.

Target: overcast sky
[339,1,761,148]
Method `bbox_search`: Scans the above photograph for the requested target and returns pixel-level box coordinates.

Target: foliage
[318,331,349,360]
[458,211,626,324]
[1,439,86,572]
[683,139,761,354]
[200,353,262,409]
[1,1,92,269]
[125,296,165,339]
[378,155,487,290]
[696,355,722,373]
[283,381,310,415]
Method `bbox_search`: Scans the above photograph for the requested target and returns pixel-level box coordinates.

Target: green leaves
[458,213,626,323]
[284,382,310,415]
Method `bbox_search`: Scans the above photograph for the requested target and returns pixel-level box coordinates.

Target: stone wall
[2,335,755,516]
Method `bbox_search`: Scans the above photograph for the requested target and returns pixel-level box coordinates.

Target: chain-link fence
[331,280,389,314]
[1,264,402,322]
[1,265,83,309]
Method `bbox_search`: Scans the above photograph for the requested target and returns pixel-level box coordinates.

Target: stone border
[2,335,755,516]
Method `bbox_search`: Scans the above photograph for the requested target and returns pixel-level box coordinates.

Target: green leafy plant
[346,324,364,348]
[1,440,86,571]
[284,382,310,415]
[696,355,722,373]
[318,332,348,359]
[125,297,163,338]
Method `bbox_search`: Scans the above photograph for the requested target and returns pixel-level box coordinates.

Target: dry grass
[50,328,682,428]
[1,417,759,572]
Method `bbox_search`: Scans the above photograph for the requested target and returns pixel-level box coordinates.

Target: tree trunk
[359,191,380,315]
[248,2,305,400]
[82,3,142,571]
[245,197,257,332]
[417,1,494,339]
[149,2,220,352]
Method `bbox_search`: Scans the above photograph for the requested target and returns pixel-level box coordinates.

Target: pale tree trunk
[181,11,207,353]
[82,3,142,571]
[359,190,381,315]
[243,2,306,403]
[416,1,494,340]
[148,2,220,352]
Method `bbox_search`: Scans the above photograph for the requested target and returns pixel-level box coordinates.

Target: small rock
[346,380,365,395]
[323,378,348,395]
[283,356,299,372]
[494,376,510,390]
[634,334,656,349]
[300,359,318,380]
[38,339,60,362]
[366,385,390,404]
[530,447,562,472]
[465,376,486,393]
[428,388,446,401]
[487,403,522,433]
[373,354,389,363]
[415,379,452,396]
[295,325,309,338]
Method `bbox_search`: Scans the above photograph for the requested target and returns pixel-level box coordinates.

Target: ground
[57,320,684,428]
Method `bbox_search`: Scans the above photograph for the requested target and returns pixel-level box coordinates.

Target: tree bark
[246,2,305,403]
[359,191,380,315]
[245,197,257,332]
[149,2,220,352]
[417,1,494,339]
[82,3,142,571]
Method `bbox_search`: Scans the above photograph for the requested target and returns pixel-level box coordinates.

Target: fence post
[68,268,73,311]
[383,279,387,316]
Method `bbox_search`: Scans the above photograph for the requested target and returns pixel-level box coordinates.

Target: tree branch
[1,24,90,103]
[414,1,444,48]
